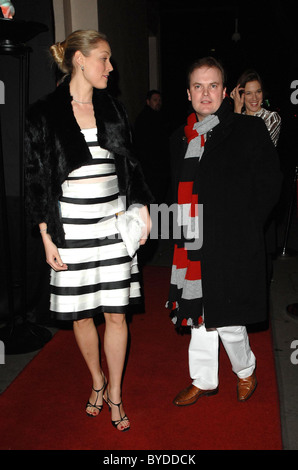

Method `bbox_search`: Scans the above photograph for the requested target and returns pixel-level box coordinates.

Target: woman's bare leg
[73,317,105,416]
[103,312,130,430]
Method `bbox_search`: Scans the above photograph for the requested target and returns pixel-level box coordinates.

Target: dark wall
[97,0,150,124]
[159,1,298,133]
[0,0,55,196]
[0,0,55,323]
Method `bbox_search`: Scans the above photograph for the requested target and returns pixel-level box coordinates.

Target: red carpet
[0,266,282,450]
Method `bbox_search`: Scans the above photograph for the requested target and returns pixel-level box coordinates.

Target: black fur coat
[25,78,153,246]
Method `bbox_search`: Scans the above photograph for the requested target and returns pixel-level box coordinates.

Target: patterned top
[244,108,281,147]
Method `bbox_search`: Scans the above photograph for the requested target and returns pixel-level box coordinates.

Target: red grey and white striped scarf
[166,112,219,328]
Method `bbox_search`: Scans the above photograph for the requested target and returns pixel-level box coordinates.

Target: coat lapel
[93,90,132,159]
[202,98,234,160]
[49,81,92,172]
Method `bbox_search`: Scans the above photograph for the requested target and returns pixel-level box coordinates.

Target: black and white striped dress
[50,128,141,321]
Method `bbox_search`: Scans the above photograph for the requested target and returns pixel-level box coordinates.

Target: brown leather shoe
[173,384,218,407]
[237,371,257,401]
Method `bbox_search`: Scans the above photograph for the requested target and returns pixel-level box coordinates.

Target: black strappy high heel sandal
[104,393,130,432]
[86,377,106,418]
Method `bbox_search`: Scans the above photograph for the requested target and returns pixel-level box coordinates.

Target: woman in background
[230,69,281,146]
[25,30,152,432]
[230,70,281,283]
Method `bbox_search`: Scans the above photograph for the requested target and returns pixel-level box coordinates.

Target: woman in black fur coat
[25,30,152,432]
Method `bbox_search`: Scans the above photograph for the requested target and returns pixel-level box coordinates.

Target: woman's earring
[81,65,84,71]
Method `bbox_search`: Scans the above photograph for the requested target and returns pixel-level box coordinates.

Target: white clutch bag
[115,207,146,258]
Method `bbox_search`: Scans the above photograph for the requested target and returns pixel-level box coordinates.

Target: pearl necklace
[72,98,92,104]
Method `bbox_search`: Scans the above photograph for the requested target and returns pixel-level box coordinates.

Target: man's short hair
[187,57,226,88]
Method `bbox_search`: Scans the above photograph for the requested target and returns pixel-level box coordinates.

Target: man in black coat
[167,57,282,405]
[134,90,170,205]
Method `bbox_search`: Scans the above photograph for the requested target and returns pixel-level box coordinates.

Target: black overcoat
[25,77,153,247]
[170,99,282,328]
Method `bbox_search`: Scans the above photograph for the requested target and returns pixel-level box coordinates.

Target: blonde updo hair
[50,29,108,74]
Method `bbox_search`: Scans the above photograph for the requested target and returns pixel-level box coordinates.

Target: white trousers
[189,325,256,390]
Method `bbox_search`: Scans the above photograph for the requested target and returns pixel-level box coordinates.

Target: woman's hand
[230,84,245,113]
[139,205,152,245]
[39,225,68,271]
[44,239,68,271]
